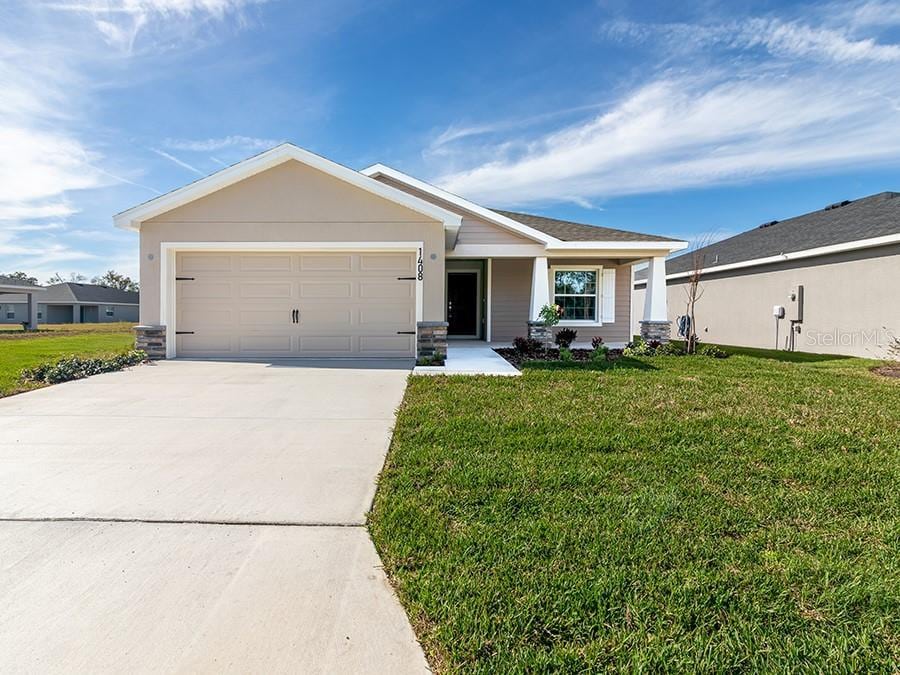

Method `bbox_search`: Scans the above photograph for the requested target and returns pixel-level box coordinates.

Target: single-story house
[0,275,44,329]
[0,283,139,325]
[633,191,900,358]
[113,144,686,360]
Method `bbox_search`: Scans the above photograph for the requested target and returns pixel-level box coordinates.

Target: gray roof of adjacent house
[0,283,138,304]
[0,275,42,289]
[636,191,900,281]
[492,210,681,243]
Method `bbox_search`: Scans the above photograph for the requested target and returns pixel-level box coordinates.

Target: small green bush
[20,350,147,385]
[696,343,729,358]
[416,351,445,367]
[558,347,574,363]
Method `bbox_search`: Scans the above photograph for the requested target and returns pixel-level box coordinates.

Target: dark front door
[447,272,478,337]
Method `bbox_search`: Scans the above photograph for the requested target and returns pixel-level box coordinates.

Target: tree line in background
[1,270,139,292]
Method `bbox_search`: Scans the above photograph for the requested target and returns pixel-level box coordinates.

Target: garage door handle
[397,331,415,335]
[291,309,299,324]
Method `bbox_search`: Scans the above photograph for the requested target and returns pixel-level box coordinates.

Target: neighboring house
[633,192,900,358]
[0,283,139,325]
[114,144,686,360]
[0,276,44,329]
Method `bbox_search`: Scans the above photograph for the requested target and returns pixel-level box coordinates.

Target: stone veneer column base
[639,320,672,343]
[134,325,167,360]
[527,320,552,346]
[416,321,448,360]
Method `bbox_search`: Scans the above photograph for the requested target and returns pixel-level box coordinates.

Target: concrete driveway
[0,360,429,673]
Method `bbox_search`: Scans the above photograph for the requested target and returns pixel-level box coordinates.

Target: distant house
[633,192,900,358]
[0,282,139,325]
[0,275,44,329]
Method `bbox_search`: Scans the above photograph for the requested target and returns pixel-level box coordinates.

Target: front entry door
[447,271,479,337]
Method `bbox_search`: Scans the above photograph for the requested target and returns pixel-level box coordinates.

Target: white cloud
[164,135,283,152]
[603,6,900,64]
[430,3,900,207]
[435,71,900,207]
[46,0,269,53]
[150,148,205,175]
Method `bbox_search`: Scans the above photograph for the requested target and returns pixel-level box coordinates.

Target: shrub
[623,337,654,357]
[555,328,578,349]
[656,341,686,356]
[512,336,543,355]
[20,350,147,386]
[559,347,573,363]
[590,336,604,349]
[696,343,729,359]
[416,351,445,367]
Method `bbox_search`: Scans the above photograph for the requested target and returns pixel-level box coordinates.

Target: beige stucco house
[633,192,900,358]
[114,144,685,360]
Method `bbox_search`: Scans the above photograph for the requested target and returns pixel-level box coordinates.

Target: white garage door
[175,252,417,358]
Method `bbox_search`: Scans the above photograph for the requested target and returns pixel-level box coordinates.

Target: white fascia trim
[361,164,561,246]
[158,241,425,359]
[545,240,687,253]
[114,144,462,232]
[633,232,900,286]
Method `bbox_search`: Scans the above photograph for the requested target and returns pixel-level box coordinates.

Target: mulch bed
[494,347,622,369]
[871,364,900,379]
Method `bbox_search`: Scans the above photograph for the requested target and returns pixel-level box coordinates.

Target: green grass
[369,353,900,672]
[0,323,134,396]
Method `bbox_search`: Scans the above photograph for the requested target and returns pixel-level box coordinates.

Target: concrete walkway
[414,341,520,376]
[0,360,430,674]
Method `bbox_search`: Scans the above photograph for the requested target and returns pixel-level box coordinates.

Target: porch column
[26,292,38,330]
[640,256,671,342]
[529,256,550,320]
[71,305,81,323]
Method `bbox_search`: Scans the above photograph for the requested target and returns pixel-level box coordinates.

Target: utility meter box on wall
[788,285,804,322]
[773,305,785,319]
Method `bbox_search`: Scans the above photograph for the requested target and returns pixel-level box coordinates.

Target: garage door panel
[299,282,353,299]
[180,308,234,326]
[299,336,353,354]
[238,309,290,326]
[175,251,415,358]
[359,306,414,326]
[359,335,415,354]
[238,336,293,353]
[181,282,233,300]
[179,334,233,354]
[238,255,293,272]
[359,281,414,299]
[239,282,293,298]
[179,255,233,273]
[300,307,353,326]
[359,254,415,273]
[299,254,353,272]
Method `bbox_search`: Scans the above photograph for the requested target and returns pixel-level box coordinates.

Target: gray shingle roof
[0,275,41,288]
[0,283,138,304]
[492,209,681,243]
[636,191,900,280]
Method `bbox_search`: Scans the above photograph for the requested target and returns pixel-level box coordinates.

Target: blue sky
[2,0,899,282]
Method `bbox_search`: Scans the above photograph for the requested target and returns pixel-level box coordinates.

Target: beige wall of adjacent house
[138,161,446,325]
[632,244,900,358]
[489,258,633,344]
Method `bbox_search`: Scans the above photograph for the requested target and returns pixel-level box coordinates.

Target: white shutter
[601,268,616,323]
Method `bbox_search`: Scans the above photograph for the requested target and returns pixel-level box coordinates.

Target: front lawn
[370,353,900,672]
[0,323,135,396]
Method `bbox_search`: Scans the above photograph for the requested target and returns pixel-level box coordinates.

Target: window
[37,312,43,319]
[553,270,598,322]
[105,306,114,317]
[4,306,14,319]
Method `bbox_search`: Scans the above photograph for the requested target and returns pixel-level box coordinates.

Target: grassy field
[0,323,134,396]
[370,352,900,672]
